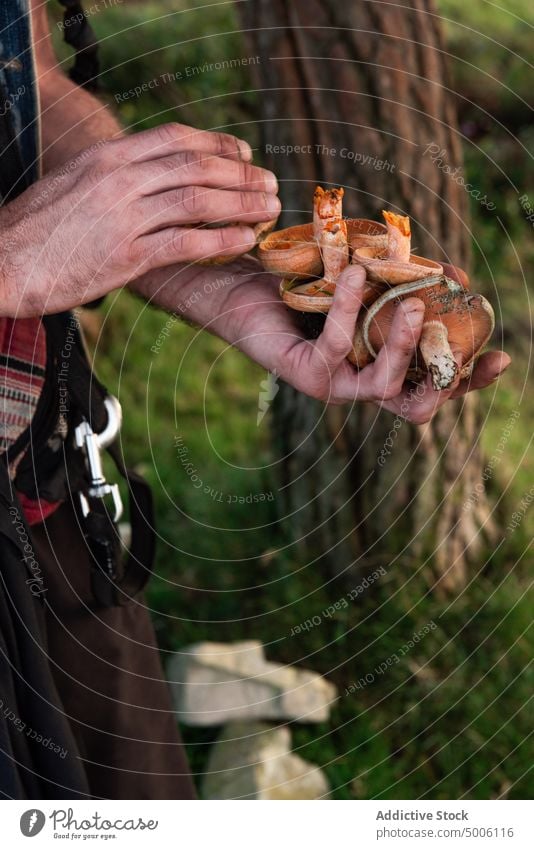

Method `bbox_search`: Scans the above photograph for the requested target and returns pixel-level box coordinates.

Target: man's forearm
[39,71,121,171]
[32,0,121,171]
[32,10,233,312]
[28,1,278,323]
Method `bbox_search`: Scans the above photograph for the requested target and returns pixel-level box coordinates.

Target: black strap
[56,312,155,606]
[57,1,100,91]
[16,312,157,607]
[82,447,156,607]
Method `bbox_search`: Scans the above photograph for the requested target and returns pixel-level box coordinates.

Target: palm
[221,259,510,424]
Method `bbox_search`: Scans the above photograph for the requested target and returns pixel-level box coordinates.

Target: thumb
[313,265,367,371]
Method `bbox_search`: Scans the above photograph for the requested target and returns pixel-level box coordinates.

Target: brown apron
[30,500,196,799]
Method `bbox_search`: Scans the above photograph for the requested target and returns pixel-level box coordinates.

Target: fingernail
[265,193,281,214]
[264,171,278,193]
[239,226,257,246]
[238,140,253,162]
[343,266,366,289]
[400,301,424,326]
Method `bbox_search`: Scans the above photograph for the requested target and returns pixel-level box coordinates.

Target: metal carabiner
[74,396,124,522]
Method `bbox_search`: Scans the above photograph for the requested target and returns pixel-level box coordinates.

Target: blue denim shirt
[0,0,39,189]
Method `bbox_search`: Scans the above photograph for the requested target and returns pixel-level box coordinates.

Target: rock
[167,641,337,725]
[202,722,330,800]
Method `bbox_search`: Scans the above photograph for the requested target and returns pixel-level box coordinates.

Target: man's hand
[0,123,279,317]
[132,259,510,424]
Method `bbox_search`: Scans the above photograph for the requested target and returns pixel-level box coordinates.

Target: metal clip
[74,396,123,522]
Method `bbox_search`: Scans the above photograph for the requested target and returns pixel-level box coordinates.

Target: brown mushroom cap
[259,218,388,281]
[347,218,388,251]
[258,223,322,279]
[279,274,387,313]
[279,277,331,312]
[361,275,494,383]
[352,246,443,284]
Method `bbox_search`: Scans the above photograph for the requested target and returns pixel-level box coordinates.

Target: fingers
[378,344,465,423]
[330,296,467,420]
[379,375,454,423]
[134,224,257,268]
[311,266,367,374]
[138,186,281,230]
[110,122,253,164]
[364,298,426,400]
[310,271,422,406]
[450,351,511,398]
[333,296,425,402]
[441,262,469,288]
[134,152,278,197]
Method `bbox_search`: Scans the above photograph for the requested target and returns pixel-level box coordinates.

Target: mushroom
[349,274,495,389]
[382,210,411,261]
[305,186,349,295]
[260,186,387,310]
[259,189,493,388]
[259,216,387,284]
[348,210,444,369]
[352,209,443,285]
[348,218,388,252]
[258,222,323,280]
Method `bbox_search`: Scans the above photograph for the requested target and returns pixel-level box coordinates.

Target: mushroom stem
[312,186,349,291]
[418,320,459,390]
[382,210,411,262]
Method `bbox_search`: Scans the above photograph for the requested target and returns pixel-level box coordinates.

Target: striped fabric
[0,317,46,455]
[0,3,60,524]
[1,0,44,454]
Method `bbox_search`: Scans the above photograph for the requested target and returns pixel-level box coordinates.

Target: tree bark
[239,0,496,591]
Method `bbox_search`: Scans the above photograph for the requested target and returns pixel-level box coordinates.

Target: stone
[202,722,330,800]
[167,640,337,725]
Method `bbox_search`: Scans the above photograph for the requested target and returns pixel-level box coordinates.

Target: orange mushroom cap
[361,275,495,387]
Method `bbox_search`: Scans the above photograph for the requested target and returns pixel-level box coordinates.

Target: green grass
[54,0,534,798]
[438,0,533,111]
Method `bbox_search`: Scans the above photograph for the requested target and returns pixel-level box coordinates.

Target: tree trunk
[239,0,496,591]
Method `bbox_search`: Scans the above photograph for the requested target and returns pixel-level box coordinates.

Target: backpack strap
[47,312,156,606]
[12,312,156,607]
[57,1,100,91]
